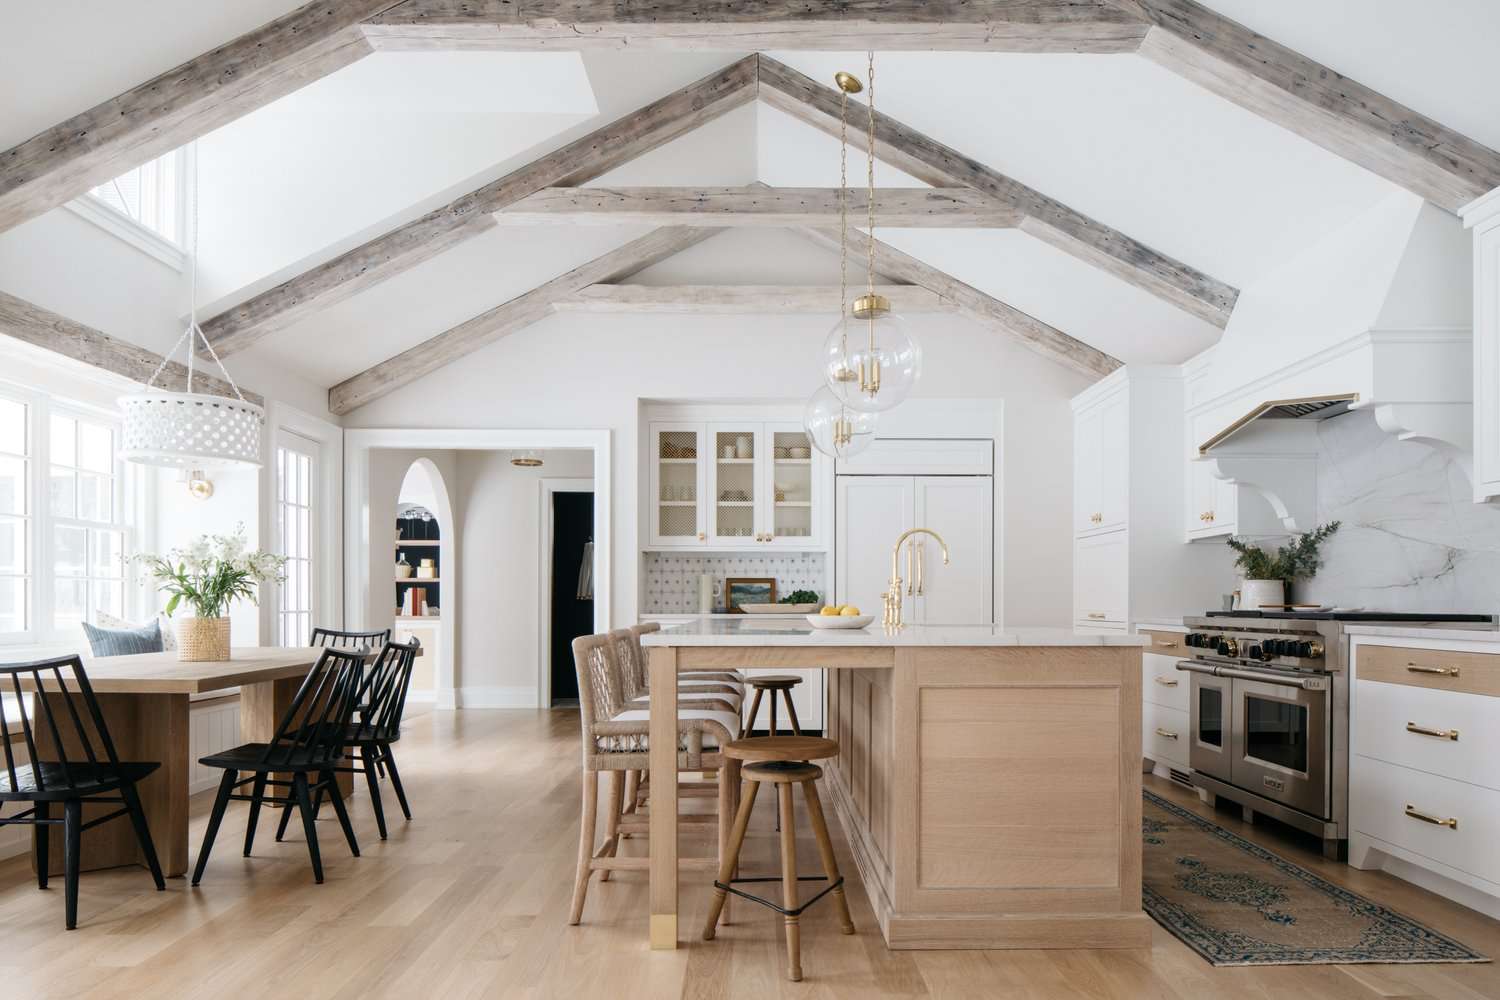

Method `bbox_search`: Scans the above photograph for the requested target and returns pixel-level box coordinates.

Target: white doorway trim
[398,457,456,707]
[343,429,611,709]
[538,477,594,708]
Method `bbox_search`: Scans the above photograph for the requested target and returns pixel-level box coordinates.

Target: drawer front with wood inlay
[1142,652,1188,713]
[1144,701,1188,769]
[1351,754,1500,886]
[1356,643,1500,697]
[1354,679,1499,792]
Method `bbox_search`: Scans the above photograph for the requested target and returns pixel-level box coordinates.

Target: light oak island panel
[643,621,1148,951]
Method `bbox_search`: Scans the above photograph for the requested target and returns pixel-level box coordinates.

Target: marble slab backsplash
[1290,410,1500,614]
[642,551,827,613]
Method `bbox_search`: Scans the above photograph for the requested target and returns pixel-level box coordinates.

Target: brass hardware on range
[1407,663,1460,677]
[1404,805,1458,829]
[1086,612,1106,621]
[1155,728,1180,740]
[1154,676,1179,687]
[882,527,949,628]
[1405,722,1459,741]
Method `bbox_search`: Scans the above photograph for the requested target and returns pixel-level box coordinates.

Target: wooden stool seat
[744,760,823,784]
[703,736,854,982]
[724,736,837,763]
[742,675,805,737]
[746,674,803,690]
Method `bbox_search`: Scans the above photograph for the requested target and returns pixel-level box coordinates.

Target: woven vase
[177,617,230,662]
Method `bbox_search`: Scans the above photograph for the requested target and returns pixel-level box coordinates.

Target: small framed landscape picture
[725,577,776,613]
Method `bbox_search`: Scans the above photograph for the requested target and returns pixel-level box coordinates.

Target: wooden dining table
[19,646,361,879]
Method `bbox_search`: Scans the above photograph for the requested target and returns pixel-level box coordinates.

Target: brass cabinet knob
[697,532,705,541]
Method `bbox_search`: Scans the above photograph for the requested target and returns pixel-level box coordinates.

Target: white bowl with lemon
[805,605,874,629]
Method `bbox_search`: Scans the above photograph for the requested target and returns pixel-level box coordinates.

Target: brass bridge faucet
[882,528,951,628]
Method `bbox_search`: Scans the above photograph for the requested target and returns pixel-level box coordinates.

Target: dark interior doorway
[550,490,594,705]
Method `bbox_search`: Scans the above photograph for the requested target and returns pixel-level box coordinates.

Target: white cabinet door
[913,476,993,624]
[649,423,706,547]
[1074,530,1127,626]
[836,476,914,615]
[763,423,822,548]
[1098,389,1129,532]
[706,422,760,546]
[1186,457,1235,539]
[1074,405,1102,535]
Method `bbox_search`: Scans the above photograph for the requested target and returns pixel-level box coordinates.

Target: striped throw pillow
[96,610,176,651]
[81,618,164,657]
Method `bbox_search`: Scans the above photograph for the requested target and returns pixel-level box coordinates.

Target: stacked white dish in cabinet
[1348,632,1500,919]
[1138,626,1190,780]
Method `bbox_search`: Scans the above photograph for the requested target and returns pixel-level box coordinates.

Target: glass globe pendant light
[804,385,877,460]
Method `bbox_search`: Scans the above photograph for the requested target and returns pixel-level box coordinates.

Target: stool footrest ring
[713,875,844,917]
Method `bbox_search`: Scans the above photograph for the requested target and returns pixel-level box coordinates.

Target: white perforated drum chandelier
[120,143,264,469]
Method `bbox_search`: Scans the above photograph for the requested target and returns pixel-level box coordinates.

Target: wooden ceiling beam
[328,226,718,414]
[0,291,263,406]
[202,56,758,359]
[555,284,948,314]
[361,1,1149,53]
[1121,0,1500,212]
[0,0,399,235]
[796,227,1120,380]
[760,55,1238,330]
[496,186,1018,228]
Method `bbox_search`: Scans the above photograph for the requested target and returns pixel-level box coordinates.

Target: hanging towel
[577,540,595,601]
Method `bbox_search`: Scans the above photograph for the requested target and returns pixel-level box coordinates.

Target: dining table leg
[34,692,190,877]
[648,646,679,949]
[240,677,354,804]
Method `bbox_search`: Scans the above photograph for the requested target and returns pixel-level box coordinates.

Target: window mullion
[33,394,51,642]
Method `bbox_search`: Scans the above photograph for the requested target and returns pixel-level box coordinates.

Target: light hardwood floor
[0,707,1495,999]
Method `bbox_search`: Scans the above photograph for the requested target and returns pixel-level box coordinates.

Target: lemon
[820,606,840,617]
[840,606,861,617]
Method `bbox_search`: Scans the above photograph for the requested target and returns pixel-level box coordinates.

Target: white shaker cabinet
[1073,389,1128,535]
[835,474,993,624]
[1461,189,1500,502]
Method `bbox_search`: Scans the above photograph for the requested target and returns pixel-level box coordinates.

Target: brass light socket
[852,293,890,319]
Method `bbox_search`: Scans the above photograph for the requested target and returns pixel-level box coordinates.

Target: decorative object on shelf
[416,558,436,580]
[725,577,776,613]
[133,524,285,662]
[396,554,413,579]
[721,443,735,458]
[1226,521,1340,609]
[735,434,753,459]
[510,450,544,467]
[819,53,920,415]
[789,445,811,459]
[120,144,263,470]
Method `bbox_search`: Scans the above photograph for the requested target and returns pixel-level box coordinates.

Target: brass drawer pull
[1405,722,1459,741]
[1154,639,1178,648]
[1406,663,1460,677]
[1155,728,1179,740]
[1086,612,1106,621]
[1153,676,1179,687]
[1404,805,1458,829]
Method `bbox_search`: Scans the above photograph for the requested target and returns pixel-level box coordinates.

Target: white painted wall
[450,448,594,704]
[343,230,1090,629]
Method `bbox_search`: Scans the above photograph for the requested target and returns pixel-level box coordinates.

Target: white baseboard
[456,685,536,709]
[406,689,457,710]
[0,823,27,861]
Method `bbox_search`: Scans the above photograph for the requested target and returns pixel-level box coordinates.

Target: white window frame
[64,146,189,270]
[45,406,129,641]
[274,430,319,646]
[0,384,134,647]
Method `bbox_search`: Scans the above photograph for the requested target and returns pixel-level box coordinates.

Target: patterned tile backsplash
[642,551,828,613]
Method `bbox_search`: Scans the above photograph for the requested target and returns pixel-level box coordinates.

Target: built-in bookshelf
[395,508,441,619]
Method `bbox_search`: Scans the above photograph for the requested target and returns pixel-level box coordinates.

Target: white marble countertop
[641,618,1148,647]
[640,612,808,620]
[1346,624,1500,642]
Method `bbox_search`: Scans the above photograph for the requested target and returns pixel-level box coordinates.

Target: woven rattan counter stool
[703,736,854,982]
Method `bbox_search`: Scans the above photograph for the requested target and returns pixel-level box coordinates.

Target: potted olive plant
[1226,522,1340,611]
[135,526,286,661]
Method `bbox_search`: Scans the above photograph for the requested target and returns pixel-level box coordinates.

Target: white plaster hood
[1188,192,1473,533]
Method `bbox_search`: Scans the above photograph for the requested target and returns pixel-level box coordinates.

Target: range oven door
[1230,672,1330,818]
[1181,663,1232,784]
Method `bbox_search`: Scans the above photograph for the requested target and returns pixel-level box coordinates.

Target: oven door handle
[1174,662,1217,676]
[1175,661,1325,690]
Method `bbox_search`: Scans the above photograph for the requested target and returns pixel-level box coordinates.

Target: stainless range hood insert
[1198,393,1360,455]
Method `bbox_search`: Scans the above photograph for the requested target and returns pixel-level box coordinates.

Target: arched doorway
[394,458,455,707]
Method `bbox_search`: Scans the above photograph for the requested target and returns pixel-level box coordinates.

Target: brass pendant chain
[864,50,880,398]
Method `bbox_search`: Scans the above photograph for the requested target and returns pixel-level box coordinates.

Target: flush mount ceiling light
[120,143,263,469]
[511,450,544,468]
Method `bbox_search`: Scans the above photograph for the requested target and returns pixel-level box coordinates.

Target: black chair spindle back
[309,627,391,652]
[259,648,365,770]
[359,639,420,738]
[0,656,120,795]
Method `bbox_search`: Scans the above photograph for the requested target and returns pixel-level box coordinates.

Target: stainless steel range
[1176,610,1495,859]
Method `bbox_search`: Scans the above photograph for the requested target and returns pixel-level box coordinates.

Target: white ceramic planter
[1239,579,1286,611]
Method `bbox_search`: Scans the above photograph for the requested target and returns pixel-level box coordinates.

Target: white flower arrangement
[134,524,286,619]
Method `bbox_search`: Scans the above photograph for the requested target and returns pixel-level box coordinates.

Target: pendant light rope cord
[865,50,877,351]
[142,141,249,404]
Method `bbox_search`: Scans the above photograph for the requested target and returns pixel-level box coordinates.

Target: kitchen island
[641,619,1150,951]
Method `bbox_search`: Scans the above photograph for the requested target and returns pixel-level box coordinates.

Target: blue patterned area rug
[1142,790,1488,966]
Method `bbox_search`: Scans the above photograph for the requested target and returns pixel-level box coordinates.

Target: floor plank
[0,707,1494,998]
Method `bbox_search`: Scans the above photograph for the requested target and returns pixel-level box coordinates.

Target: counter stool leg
[569,770,599,925]
[716,758,741,925]
[622,770,640,830]
[770,695,779,738]
[783,692,803,736]
[744,688,764,736]
[802,778,855,934]
[703,779,759,941]
[777,783,802,982]
[600,771,623,883]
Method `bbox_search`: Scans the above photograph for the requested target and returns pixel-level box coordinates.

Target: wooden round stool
[744,674,803,736]
[703,736,855,982]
